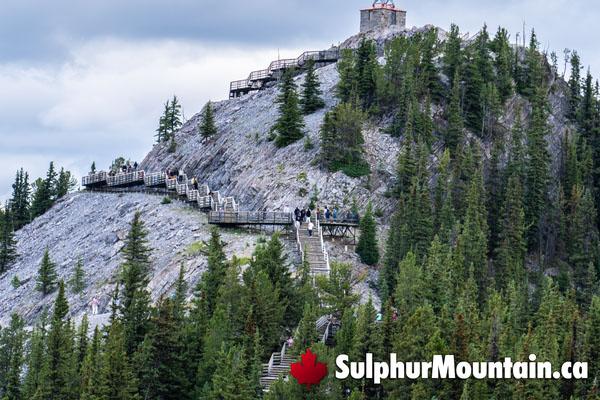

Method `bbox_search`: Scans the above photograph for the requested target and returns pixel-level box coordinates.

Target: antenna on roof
[372,0,395,6]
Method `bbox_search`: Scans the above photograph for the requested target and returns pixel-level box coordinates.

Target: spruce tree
[156,100,170,143]
[356,202,379,265]
[199,100,218,138]
[336,48,358,103]
[273,68,305,147]
[355,37,379,109]
[524,86,551,248]
[0,206,18,273]
[293,303,318,354]
[55,168,76,199]
[4,314,25,400]
[299,59,325,114]
[36,247,57,295]
[198,226,227,317]
[443,24,463,88]
[9,168,30,230]
[492,27,514,102]
[567,51,581,120]
[30,162,57,219]
[97,320,138,399]
[171,262,188,325]
[446,69,464,153]
[44,281,75,399]
[69,255,86,294]
[119,211,153,355]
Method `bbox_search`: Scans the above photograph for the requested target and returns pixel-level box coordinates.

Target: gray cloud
[1,0,599,201]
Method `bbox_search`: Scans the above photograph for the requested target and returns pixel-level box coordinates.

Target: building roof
[361,4,406,12]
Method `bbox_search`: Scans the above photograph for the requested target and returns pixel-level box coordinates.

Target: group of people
[108,161,138,177]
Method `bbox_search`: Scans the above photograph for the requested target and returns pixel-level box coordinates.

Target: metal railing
[106,171,144,187]
[208,211,293,225]
[82,171,108,186]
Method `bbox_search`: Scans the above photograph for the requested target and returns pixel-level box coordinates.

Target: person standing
[284,204,290,214]
[306,208,312,223]
[307,221,314,237]
[92,297,99,315]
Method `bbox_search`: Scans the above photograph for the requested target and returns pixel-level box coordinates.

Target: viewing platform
[229,49,342,98]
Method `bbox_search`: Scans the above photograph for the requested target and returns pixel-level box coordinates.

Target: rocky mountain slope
[0,192,262,327]
[2,25,575,327]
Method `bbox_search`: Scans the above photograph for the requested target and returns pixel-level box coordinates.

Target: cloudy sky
[1,0,598,201]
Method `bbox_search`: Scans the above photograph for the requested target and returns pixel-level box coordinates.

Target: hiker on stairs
[307,221,314,237]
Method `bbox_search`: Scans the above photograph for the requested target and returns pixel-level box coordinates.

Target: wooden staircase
[259,314,337,391]
[295,219,330,276]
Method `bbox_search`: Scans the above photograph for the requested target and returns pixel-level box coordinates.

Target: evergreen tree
[199,101,218,138]
[69,255,86,294]
[300,59,325,114]
[492,27,514,102]
[138,298,186,400]
[23,314,47,399]
[567,51,582,120]
[355,38,379,109]
[293,303,318,354]
[30,162,57,219]
[36,246,57,295]
[524,86,551,248]
[319,102,369,177]
[90,161,96,174]
[171,262,188,325]
[4,314,25,400]
[356,202,379,265]
[336,48,357,103]
[443,24,463,88]
[273,68,305,147]
[0,206,18,273]
[198,226,227,317]
[55,167,77,199]
[156,100,170,143]
[44,281,76,399]
[9,168,30,230]
[97,320,138,399]
[315,262,361,320]
[446,69,464,153]
[119,211,153,355]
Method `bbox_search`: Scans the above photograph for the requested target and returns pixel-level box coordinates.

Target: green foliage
[30,162,57,219]
[299,59,325,114]
[9,168,30,230]
[319,102,370,177]
[273,68,305,147]
[36,247,57,295]
[11,275,21,289]
[69,255,86,294]
[199,100,218,138]
[160,197,172,205]
[356,202,379,265]
[0,206,18,273]
[157,95,183,145]
[119,211,153,355]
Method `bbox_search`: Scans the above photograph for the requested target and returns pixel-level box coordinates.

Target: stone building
[360,0,406,33]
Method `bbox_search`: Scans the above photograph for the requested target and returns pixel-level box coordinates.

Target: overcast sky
[1,0,599,202]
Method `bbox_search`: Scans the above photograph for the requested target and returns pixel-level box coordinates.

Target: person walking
[306,208,312,223]
[307,221,314,237]
[300,208,306,222]
[92,297,99,315]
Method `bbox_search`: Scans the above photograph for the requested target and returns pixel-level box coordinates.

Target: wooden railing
[208,211,293,225]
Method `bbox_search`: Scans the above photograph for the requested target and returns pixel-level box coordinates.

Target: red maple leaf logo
[289,349,328,389]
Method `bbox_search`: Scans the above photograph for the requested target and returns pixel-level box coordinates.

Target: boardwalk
[208,211,293,226]
[229,49,342,98]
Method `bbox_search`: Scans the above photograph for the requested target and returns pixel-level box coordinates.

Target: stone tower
[360,0,406,33]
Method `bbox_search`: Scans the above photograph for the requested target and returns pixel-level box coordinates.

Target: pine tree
[97,320,138,400]
[521,30,544,99]
[355,38,379,109]
[55,167,76,199]
[300,59,325,114]
[456,168,489,296]
[0,206,18,273]
[36,246,57,295]
[4,314,25,400]
[69,255,86,294]
[443,24,463,88]
[273,68,305,147]
[492,27,514,102]
[90,161,96,174]
[336,48,357,103]
[9,168,30,230]
[199,100,218,138]
[446,69,464,153]
[156,100,170,143]
[293,303,318,354]
[356,202,379,265]
[198,226,227,317]
[30,162,57,219]
[567,51,581,120]
[495,176,527,289]
[23,314,48,399]
[171,262,188,325]
[119,211,153,355]
[319,102,369,177]
[315,262,361,320]
[44,281,76,399]
[138,298,186,400]
[394,134,415,197]
[524,86,551,248]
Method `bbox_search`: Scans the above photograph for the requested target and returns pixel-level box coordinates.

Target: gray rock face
[0,192,260,327]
